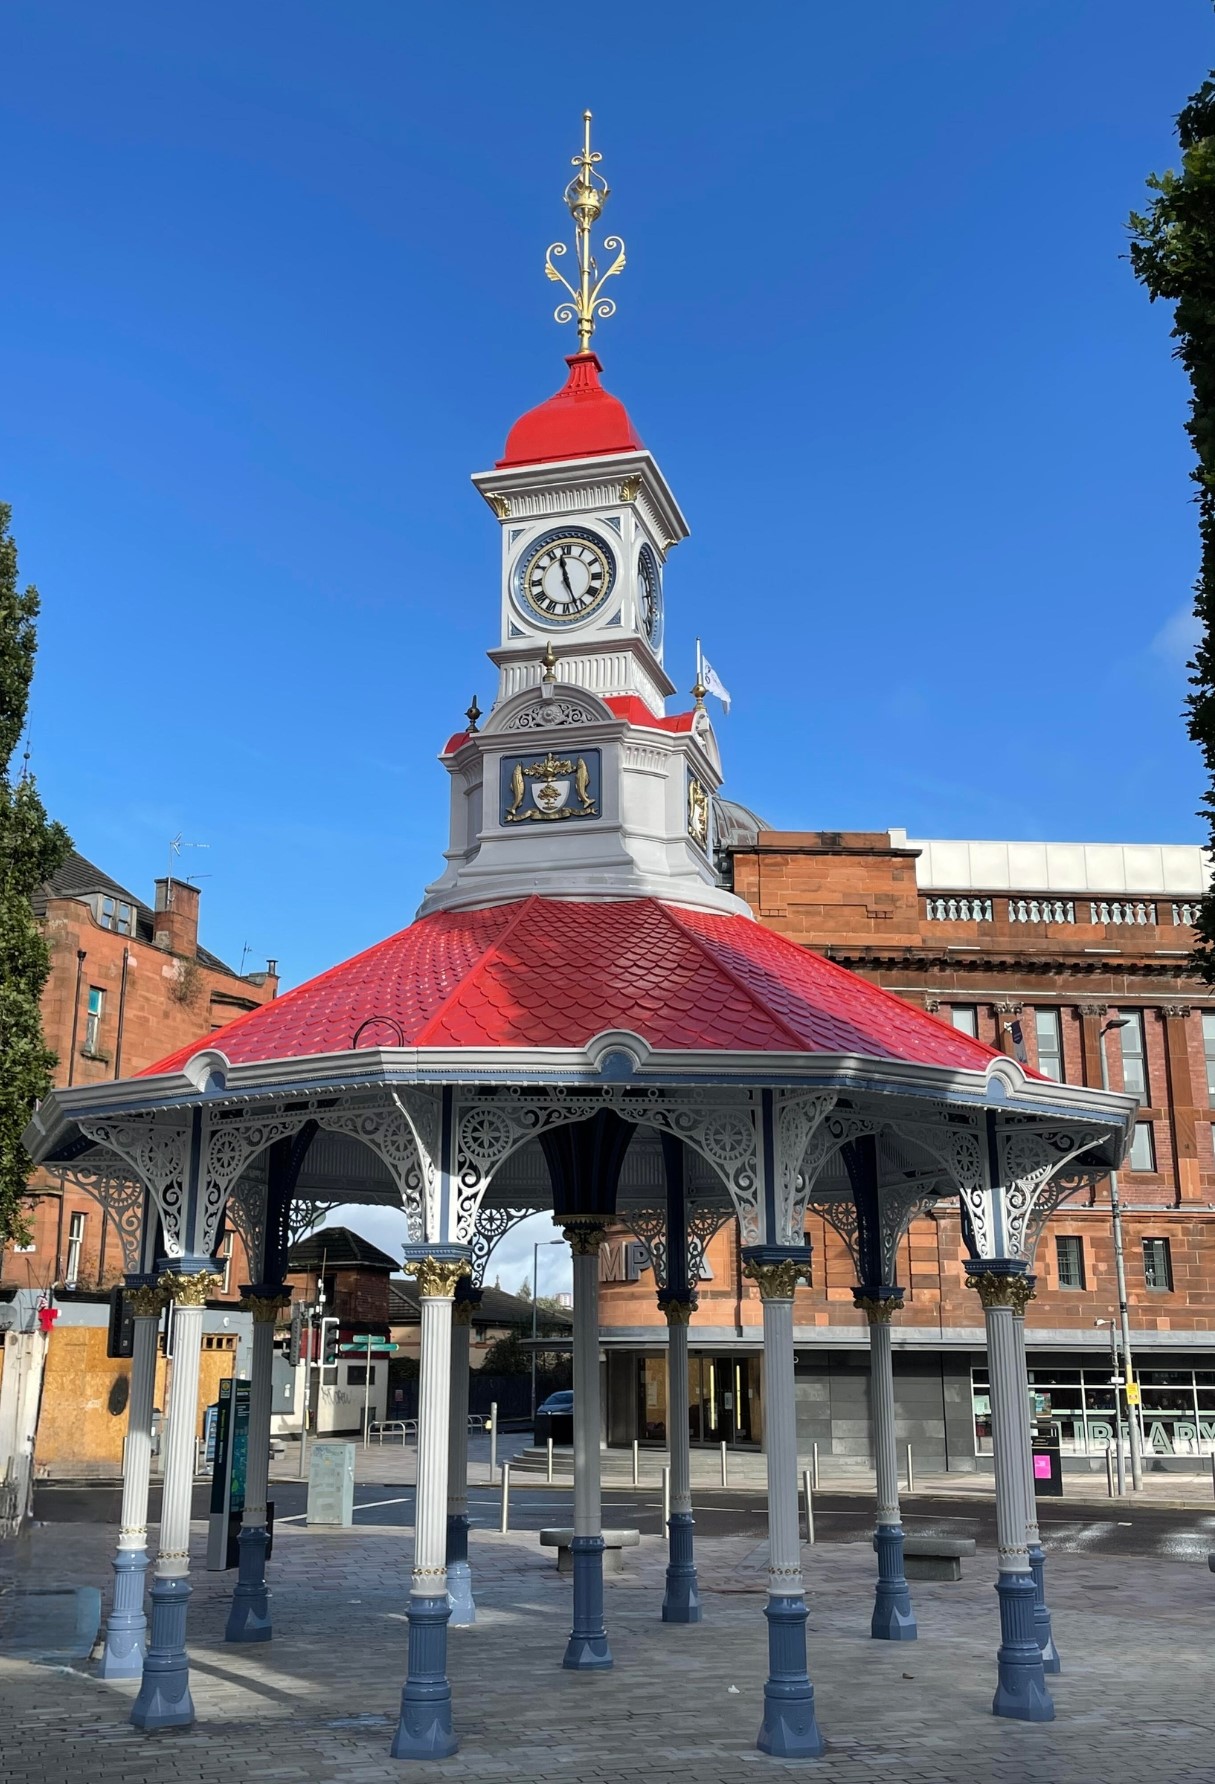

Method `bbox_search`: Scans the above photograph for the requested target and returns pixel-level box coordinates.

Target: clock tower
[420,116,747,922]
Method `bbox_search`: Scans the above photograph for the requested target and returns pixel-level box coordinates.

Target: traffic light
[288,1302,304,1367]
[321,1318,339,1366]
[107,1287,135,1358]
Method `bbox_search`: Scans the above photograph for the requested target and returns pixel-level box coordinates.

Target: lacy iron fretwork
[997,1124,1107,1261]
[620,1205,668,1285]
[77,1115,188,1256]
[202,1109,315,1258]
[1021,1167,1105,1264]
[453,1090,606,1243]
[635,1089,764,1244]
[469,1205,533,1287]
[874,1181,940,1285]
[55,1152,148,1277]
[687,1198,734,1283]
[815,1194,861,1275]
[223,1164,269,1285]
[777,1093,842,1244]
[887,1113,991,1257]
[313,1097,429,1241]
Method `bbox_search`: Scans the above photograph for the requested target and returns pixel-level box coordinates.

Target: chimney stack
[153,877,200,958]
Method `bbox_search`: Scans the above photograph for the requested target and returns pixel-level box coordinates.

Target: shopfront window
[971,1363,1215,1456]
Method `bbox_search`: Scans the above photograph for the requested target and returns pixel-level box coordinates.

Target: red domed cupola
[498,352,644,468]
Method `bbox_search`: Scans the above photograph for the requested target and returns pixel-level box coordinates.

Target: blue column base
[662,1511,702,1624]
[1028,1542,1060,1673]
[130,1576,195,1730]
[391,1594,458,1759]
[99,1544,149,1679]
[756,1594,825,1758]
[992,1571,1055,1723]
[446,1514,475,1627]
[224,1526,272,1643]
[564,1535,612,1669]
[871,1524,917,1642]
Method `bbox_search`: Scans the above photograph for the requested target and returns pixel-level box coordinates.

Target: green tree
[0,504,70,1245]
[1129,73,1215,974]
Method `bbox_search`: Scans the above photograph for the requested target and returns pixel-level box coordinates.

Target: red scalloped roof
[139,897,1005,1077]
[603,696,695,732]
[498,354,644,468]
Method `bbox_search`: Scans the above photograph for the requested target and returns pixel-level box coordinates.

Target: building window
[1034,1008,1064,1081]
[1128,1122,1156,1173]
[346,1364,377,1387]
[217,1232,234,1295]
[1118,1010,1148,1104]
[99,896,133,935]
[1143,1237,1173,1292]
[950,1006,978,1037]
[83,986,105,1054]
[1054,1234,1086,1289]
[65,1210,86,1287]
[1203,1012,1215,1103]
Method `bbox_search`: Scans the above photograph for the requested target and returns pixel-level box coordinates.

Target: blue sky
[5,3,1213,1284]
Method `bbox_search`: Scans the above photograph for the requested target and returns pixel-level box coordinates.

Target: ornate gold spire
[545,111,626,354]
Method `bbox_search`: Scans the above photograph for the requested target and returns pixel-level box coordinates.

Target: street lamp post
[1098,1017,1145,1492]
[531,1238,565,1423]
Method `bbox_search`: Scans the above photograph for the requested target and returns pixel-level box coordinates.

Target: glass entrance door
[691,1354,761,1446]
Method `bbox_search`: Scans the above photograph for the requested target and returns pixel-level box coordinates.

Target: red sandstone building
[2,853,278,1295]
[600,816,1215,1474]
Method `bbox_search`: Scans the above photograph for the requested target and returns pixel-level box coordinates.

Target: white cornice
[471,450,689,551]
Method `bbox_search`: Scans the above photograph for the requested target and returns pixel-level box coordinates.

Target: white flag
[700,652,732,713]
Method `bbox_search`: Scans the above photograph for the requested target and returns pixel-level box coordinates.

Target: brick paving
[2,1509,1213,1782]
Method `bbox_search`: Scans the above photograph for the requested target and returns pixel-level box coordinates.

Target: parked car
[534,1389,573,1447]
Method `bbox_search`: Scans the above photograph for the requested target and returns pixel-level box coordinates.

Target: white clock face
[638,544,663,648]
[516,527,615,626]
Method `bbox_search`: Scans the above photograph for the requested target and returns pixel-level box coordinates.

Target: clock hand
[559,552,575,598]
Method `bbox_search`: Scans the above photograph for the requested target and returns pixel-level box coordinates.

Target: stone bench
[539,1528,641,1575]
[900,1536,977,1581]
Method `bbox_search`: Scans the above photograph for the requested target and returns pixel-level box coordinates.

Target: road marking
[276,1494,414,1526]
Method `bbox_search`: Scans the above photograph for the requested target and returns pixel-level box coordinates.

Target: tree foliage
[1129,76,1215,974]
[0,504,71,1245]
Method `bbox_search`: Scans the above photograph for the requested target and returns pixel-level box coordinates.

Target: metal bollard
[720,1440,728,1486]
[1210,1449,1215,1502]
[801,1467,815,1544]
[632,1438,639,1487]
[1105,1440,1116,1499]
[500,1462,511,1534]
[547,1436,554,1485]
[1115,1436,1126,1497]
[662,1463,671,1529]
[812,1440,820,1492]
[906,1443,914,1494]
[489,1401,498,1482]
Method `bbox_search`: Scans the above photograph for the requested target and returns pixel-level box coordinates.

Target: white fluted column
[562,1219,611,1669]
[132,1268,219,1730]
[100,1289,165,1678]
[856,1290,916,1641]
[225,1289,290,1643]
[446,1296,475,1625]
[1012,1291,1059,1671]
[969,1267,1054,1724]
[746,1258,824,1759]
[391,1258,463,1760]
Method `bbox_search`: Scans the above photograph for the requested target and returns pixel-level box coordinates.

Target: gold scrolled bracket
[157,1269,223,1308]
[486,492,511,520]
[743,1258,809,1302]
[965,1270,1036,1316]
[662,1298,695,1327]
[561,1217,607,1256]
[853,1293,904,1326]
[411,1257,471,1300]
[619,474,642,503]
[126,1284,169,1319]
[241,1292,292,1325]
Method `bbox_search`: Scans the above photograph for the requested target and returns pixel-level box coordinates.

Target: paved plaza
[3,1498,1213,1784]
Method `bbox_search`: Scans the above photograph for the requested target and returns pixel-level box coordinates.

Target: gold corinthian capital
[241,1292,292,1325]
[743,1258,808,1301]
[126,1285,169,1319]
[965,1271,1036,1316]
[411,1258,470,1300]
[157,1269,222,1307]
[561,1219,607,1256]
[854,1294,904,1326]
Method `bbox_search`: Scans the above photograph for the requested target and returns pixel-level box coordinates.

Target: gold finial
[545,111,626,354]
[465,695,482,733]
[541,641,559,684]
[691,674,707,708]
